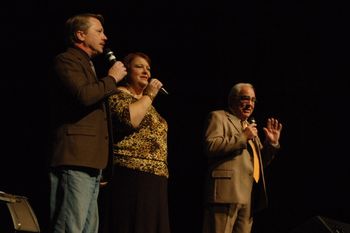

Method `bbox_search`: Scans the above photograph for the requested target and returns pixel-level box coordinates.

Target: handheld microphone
[104,48,117,65]
[159,87,169,95]
[248,117,257,140]
[248,117,256,124]
[148,79,169,95]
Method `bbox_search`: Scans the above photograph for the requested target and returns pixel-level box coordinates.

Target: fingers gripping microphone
[150,80,169,95]
[104,48,117,65]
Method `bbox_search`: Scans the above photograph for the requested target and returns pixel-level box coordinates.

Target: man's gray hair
[228,83,254,108]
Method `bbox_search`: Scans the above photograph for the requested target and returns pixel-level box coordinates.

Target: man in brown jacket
[202,83,282,233]
[49,13,127,233]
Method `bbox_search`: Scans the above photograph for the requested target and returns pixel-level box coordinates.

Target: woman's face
[128,56,151,90]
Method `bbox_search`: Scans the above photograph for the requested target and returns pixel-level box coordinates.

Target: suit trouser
[202,203,253,233]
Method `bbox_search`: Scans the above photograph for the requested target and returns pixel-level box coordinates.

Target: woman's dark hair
[123,52,151,69]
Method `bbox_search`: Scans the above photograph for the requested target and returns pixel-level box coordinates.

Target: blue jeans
[49,167,102,233]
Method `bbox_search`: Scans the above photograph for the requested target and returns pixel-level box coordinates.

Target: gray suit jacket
[203,110,278,211]
[49,47,118,170]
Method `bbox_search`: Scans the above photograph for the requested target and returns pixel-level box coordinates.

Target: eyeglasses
[236,95,257,103]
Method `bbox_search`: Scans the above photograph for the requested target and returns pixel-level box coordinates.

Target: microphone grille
[248,117,256,124]
[104,48,116,62]
[104,47,112,54]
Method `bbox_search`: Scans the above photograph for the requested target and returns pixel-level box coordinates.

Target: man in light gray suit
[202,83,282,233]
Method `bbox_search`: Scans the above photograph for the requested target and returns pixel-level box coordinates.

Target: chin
[243,113,251,118]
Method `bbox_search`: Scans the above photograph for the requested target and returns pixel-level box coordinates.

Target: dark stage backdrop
[1,0,350,232]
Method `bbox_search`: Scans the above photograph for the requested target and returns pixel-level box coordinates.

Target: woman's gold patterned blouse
[108,90,169,178]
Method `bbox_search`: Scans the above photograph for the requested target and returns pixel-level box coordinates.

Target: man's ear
[75,30,85,42]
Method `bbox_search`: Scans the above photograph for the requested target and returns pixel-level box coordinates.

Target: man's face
[79,17,107,56]
[234,86,256,120]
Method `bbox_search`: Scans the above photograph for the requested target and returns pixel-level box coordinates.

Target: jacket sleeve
[54,54,117,106]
